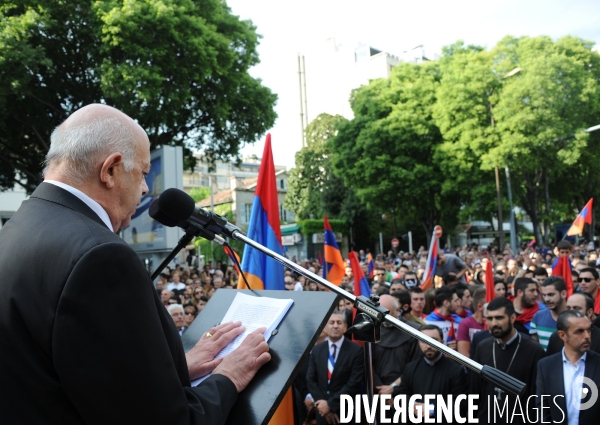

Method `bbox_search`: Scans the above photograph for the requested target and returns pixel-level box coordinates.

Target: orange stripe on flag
[268,387,294,425]
[236,272,265,290]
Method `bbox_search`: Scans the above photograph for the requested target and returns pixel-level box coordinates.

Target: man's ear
[557,330,567,343]
[100,153,123,189]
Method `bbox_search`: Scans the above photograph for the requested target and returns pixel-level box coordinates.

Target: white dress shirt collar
[327,336,345,359]
[44,180,113,231]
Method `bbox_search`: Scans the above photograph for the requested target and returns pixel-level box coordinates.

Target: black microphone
[149,188,242,239]
[346,321,374,334]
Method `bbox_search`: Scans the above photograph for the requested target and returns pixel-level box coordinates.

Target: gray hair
[43,116,136,184]
[167,304,184,315]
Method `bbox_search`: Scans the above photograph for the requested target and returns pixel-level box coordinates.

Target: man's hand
[447,340,457,350]
[186,321,245,380]
[376,384,395,395]
[213,327,271,392]
[315,399,331,416]
[413,402,431,418]
[325,412,340,424]
[304,397,314,411]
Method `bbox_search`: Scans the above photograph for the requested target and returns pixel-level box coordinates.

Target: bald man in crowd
[0,104,270,424]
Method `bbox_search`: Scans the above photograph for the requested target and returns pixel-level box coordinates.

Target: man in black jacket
[536,310,600,424]
[0,104,270,424]
[307,310,364,425]
[395,324,468,423]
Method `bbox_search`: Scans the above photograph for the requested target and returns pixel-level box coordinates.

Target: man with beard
[536,310,600,424]
[470,298,545,424]
[395,325,468,423]
[512,277,544,333]
[530,276,567,350]
[424,287,461,349]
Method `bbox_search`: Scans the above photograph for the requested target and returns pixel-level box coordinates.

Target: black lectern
[182,289,339,425]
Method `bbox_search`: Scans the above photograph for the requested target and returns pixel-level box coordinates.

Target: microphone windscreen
[157,188,195,221]
[149,198,180,227]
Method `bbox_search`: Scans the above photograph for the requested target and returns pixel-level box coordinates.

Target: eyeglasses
[580,277,595,283]
[375,273,386,276]
[184,312,196,316]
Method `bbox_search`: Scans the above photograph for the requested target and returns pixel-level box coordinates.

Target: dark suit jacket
[0,183,237,424]
[306,338,364,425]
[536,350,600,424]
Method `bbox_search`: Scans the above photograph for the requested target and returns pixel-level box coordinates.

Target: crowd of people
[161,239,600,424]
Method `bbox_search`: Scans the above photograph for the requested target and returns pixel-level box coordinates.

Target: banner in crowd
[323,215,346,285]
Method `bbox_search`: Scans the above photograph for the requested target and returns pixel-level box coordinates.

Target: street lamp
[492,67,521,251]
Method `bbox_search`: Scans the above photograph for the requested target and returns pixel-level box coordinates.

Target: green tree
[189,186,210,203]
[330,62,460,238]
[0,0,276,192]
[434,36,600,244]
[284,113,346,220]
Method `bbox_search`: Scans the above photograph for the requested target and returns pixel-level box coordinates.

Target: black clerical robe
[372,321,419,387]
[470,332,545,424]
[395,355,468,424]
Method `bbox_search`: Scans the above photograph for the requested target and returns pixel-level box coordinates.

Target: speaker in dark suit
[0,104,269,424]
[306,311,364,425]
[536,311,600,424]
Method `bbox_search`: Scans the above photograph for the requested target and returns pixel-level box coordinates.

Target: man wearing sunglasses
[579,267,600,315]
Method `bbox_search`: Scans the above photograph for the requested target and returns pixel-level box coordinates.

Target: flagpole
[230,230,525,397]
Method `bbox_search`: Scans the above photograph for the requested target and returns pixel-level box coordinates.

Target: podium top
[182,289,338,425]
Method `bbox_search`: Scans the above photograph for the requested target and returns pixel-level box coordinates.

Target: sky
[226,0,600,170]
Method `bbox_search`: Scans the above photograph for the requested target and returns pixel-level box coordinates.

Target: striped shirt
[530,309,556,350]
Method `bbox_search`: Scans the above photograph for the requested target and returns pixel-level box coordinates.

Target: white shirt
[327,336,344,361]
[294,282,303,291]
[167,282,186,291]
[562,348,587,425]
[44,180,113,231]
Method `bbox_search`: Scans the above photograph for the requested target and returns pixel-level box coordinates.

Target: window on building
[279,204,287,222]
[243,204,252,224]
[279,179,285,189]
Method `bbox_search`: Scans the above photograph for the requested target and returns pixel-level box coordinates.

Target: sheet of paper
[190,292,293,387]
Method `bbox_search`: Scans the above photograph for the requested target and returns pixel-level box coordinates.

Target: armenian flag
[348,251,371,297]
[367,253,375,278]
[421,230,439,290]
[238,134,293,425]
[323,216,346,285]
[567,198,593,236]
[239,133,284,291]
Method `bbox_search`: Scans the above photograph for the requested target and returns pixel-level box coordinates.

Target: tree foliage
[435,36,600,243]
[0,0,277,192]
[330,62,461,237]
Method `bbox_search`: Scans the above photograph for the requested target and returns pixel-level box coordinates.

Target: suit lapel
[31,182,109,229]
[320,342,329,386]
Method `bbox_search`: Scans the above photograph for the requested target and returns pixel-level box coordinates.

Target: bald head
[44,104,150,232]
[44,104,147,184]
[379,294,398,317]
